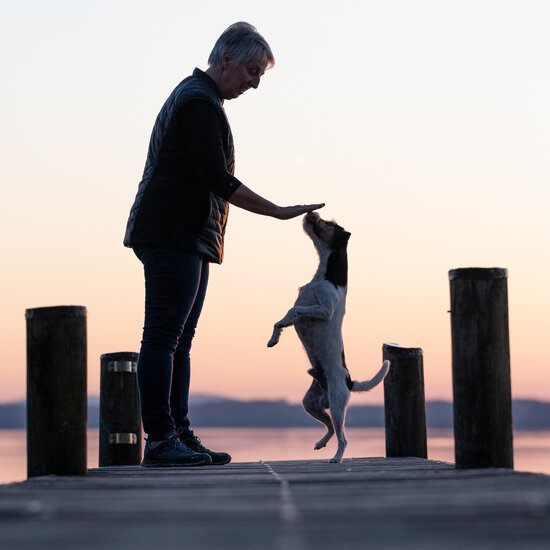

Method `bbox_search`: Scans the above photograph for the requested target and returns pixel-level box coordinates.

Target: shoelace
[189,431,202,445]
[186,430,210,453]
[175,427,198,443]
[174,427,211,453]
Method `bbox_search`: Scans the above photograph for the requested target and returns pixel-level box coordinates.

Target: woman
[124,22,324,467]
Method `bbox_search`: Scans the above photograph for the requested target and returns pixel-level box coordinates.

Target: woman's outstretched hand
[228,184,324,219]
[274,203,325,220]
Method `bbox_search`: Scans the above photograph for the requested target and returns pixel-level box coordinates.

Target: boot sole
[141,459,211,468]
[207,457,232,465]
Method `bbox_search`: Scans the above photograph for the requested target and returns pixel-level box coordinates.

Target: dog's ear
[334,231,351,248]
[326,248,348,286]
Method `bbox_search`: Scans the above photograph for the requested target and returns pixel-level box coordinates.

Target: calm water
[1,428,549,484]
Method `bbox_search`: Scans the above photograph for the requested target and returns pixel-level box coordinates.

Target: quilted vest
[124,68,234,263]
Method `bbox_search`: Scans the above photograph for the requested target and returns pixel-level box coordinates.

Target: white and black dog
[267,212,390,463]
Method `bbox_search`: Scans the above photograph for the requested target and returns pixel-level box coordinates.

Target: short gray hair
[208,22,275,70]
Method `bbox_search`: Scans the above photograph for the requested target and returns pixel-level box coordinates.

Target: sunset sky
[1,0,549,406]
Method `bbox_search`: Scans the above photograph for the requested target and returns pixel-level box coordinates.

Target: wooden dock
[1,457,549,549]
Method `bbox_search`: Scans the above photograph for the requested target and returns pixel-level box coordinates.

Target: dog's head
[303,212,351,287]
[303,212,351,252]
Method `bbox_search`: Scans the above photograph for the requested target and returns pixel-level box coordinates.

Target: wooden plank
[0,458,549,549]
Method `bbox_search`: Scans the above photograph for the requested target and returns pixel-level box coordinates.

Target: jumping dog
[268,212,390,462]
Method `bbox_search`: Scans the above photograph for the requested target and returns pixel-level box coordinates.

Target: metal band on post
[107,361,137,373]
[108,433,138,445]
[99,352,141,466]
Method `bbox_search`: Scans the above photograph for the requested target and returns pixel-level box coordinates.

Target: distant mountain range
[1,396,549,430]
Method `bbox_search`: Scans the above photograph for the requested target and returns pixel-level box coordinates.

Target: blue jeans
[134,246,209,441]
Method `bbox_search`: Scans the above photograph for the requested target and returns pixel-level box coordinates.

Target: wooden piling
[383,343,427,458]
[99,352,141,466]
[449,267,513,469]
[26,306,87,477]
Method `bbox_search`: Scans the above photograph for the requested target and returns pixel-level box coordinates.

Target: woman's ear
[221,51,232,69]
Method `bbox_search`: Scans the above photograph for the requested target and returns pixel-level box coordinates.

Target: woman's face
[219,54,266,100]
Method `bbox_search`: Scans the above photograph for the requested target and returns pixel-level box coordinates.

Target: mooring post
[99,352,141,466]
[449,268,513,469]
[382,343,427,458]
[26,306,87,478]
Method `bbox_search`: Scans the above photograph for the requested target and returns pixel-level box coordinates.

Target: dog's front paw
[267,327,281,348]
[329,457,342,464]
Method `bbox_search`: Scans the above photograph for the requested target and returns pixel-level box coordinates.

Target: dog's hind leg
[327,382,350,463]
[313,423,334,450]
[302,382,334,450]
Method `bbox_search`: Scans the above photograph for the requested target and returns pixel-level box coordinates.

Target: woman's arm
[180,101,323,219]
[228,183,324,220]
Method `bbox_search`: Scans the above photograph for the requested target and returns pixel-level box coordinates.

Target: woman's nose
[250,76,260,89]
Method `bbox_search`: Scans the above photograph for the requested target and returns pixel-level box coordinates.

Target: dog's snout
[305,211,320,223]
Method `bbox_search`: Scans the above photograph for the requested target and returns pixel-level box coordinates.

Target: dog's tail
[351,360,390,392]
